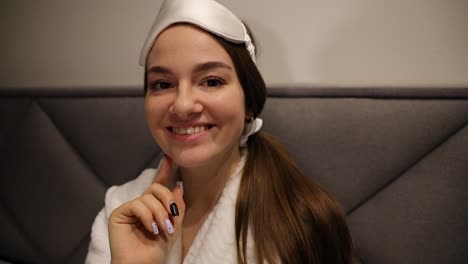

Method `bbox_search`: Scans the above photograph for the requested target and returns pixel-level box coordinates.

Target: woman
[86,0,357,263]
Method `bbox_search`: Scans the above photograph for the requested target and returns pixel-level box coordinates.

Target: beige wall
[1,0,467,88]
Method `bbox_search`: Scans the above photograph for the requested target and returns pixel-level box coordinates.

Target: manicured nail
[170,202,179,217]
[165,218,175,234]
[177,181,184,196]
[151,221,159,235]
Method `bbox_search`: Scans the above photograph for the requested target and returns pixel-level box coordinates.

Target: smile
[171,125,211,135]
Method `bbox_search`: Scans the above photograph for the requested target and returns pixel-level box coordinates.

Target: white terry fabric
[85,151,259,263]
[85,168,156,263]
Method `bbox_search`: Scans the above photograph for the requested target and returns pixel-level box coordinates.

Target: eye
[149,80,174,91]
[202,76,226,87]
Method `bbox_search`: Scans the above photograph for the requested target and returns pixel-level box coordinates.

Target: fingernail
[170,202,179,217]
[165,218,175,235]
[151,221,159,235]
[177,181,184,196]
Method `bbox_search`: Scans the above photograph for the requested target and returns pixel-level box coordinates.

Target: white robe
[85,152,258,264]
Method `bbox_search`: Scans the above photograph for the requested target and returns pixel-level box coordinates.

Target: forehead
[147,24,234,68]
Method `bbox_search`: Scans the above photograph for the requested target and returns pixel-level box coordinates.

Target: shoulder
[86,168,157,263]
[103,168,157,217]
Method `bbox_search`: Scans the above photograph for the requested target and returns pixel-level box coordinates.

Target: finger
[153,155,173,186]
[142,181,185,237]
[145,183,180,217]
[140,194,174,236]
[121,199,157,235]
[171,181,185,227]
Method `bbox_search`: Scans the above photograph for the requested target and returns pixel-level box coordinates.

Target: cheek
[145,97,168,135]
[210,88,246,130]
[145,98,171,152]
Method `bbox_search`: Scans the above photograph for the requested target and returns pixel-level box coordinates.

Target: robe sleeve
[84,168,157,264]
[85,207,111,263]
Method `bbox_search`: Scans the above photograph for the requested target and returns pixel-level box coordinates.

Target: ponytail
[210,27,356,263]
[235,131,356,263]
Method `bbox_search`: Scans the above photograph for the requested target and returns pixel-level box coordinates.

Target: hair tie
[240,118,263,147]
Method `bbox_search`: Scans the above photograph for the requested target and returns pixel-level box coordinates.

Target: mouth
[169,124,215,135]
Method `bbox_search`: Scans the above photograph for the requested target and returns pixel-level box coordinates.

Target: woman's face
[145,24,246,169]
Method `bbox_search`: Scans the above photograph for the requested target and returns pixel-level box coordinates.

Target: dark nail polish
[170,202,179,216]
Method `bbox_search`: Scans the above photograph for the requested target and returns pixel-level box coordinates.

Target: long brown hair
[144,26,357,264]
[216,30,357,263]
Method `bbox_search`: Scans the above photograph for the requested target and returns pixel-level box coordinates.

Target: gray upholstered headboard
[1,86,467,263]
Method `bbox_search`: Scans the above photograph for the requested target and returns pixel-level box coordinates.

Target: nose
[170,83,203,120]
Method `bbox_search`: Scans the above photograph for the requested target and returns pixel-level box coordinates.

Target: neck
[180,148,241,212]
[177,148,243,261]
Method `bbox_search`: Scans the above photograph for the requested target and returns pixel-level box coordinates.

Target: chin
[172,155,212,169]
[170,143,239,170]
[167,148,215,168]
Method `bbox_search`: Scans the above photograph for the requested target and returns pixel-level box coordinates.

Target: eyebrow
[193,61,233,73]
[147,65,172,74]
[147,61,232,75]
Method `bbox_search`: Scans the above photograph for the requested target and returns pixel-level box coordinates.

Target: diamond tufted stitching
[1,88,467,263]
[0,101,106,262]
[348,123,468,263]
[262,98,468,211]
[0,199,46,263]
[347,116,468,216]
[38,97,160,186]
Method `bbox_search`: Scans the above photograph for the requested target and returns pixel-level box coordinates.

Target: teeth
[172,126,208,135]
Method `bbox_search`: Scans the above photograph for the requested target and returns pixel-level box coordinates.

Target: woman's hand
[108,156,185,264]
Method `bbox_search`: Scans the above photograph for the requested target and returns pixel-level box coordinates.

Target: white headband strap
[139,0,256,66]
